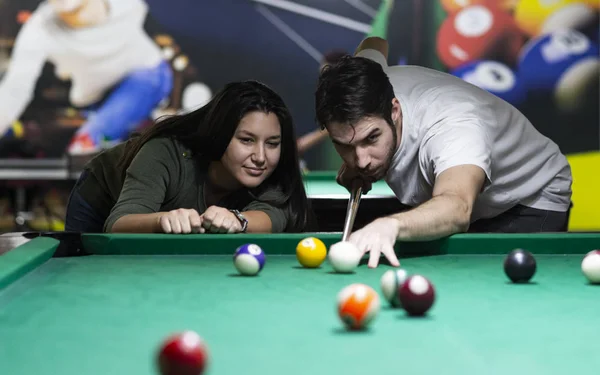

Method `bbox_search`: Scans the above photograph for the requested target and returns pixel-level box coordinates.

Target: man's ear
[391,98,401,123]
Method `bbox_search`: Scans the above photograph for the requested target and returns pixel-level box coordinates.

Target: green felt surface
[302,171,395,198]
[0,254,598,375]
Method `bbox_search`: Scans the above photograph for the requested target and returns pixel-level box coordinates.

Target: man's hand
[337,163,373,194]
[348,217,401,268]
[200,206,243,234]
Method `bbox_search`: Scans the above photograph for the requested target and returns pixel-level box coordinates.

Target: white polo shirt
[357,49,572,222]
[0,0,163,135]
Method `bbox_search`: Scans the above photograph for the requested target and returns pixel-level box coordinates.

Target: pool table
[1,231,599,374]
[302,171,407,231]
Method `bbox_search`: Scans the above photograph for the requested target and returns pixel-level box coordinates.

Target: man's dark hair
[315,56,395,130]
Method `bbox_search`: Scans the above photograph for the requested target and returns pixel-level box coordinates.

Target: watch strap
[229,209,248,232]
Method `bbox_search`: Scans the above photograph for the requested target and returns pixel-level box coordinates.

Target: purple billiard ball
[233,244,265,276]
[398,275,436,316]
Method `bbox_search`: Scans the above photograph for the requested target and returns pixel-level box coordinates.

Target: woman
[65,80,312,234]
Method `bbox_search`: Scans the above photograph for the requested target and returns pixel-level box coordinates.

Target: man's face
[327,99,401,181]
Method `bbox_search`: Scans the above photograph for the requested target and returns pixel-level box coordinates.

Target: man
[0,0,172,155]
[297,0,395,166]
[315,37,572,268]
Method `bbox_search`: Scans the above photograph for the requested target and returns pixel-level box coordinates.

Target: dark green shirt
[77,137,289,233]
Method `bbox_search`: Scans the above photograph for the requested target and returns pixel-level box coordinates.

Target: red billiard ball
[398,275,436,316]
[436,3,525,69]
[157,331,208,375]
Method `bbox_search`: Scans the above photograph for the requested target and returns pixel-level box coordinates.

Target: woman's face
[220,111,282,188]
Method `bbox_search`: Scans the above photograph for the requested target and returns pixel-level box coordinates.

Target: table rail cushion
[0,236,59,289]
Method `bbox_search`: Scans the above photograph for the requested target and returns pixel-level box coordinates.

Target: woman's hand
[200,206,243,234]
[158,208,202,234]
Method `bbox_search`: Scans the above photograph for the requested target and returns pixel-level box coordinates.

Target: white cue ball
[328,241,361,273]
[581,250,600,284]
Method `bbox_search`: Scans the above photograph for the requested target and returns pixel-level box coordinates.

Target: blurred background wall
[0,0,598,231]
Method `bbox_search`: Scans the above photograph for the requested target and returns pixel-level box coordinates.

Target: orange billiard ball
[157,331,208,375]
[437,3,525,69]
[296,237,327,268]
[337,283,380,330]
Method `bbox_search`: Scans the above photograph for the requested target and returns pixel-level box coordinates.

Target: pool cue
[341,181,363,242]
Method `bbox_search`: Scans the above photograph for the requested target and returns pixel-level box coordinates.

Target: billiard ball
[514,0,597,37]
[436,3,525,69]
[157,331,208,375]
[337,283,380,330]
[380,269,409,308]
[398,275,436,316]
[441,0,484,13]
[441,0,518,13]
[503,248,536,283]
[296,237,327,268]
[518,28,599,112]
[452,60,527,106]
[328,241,361,273]
[581,249,600,284]
[233,244,266,276]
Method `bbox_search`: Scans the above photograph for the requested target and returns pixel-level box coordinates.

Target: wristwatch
[229,209,248,233]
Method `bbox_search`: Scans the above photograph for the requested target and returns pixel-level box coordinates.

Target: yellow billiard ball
[514,0,596,37]
[296,237,327,268]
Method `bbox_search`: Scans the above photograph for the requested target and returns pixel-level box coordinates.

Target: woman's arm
[243,211,273,233]
[104,138,180,232]
[110,212,165,233]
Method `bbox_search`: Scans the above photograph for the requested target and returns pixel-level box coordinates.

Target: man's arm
[297,129,328,155]
[355,37,389,60]
[388,164,486,240]
[354,0,393,58]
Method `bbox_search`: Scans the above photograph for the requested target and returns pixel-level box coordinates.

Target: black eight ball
[504,249,536,283]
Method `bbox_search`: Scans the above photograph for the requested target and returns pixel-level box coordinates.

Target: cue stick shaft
[342,180,363,242]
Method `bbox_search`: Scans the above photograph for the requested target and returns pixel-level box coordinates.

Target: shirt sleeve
[0,14,48,134]
[242,201,289,234]
[419,91,493,189]
[103,138,180,232]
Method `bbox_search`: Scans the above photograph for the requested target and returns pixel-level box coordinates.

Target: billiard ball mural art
[438,0,599,114]
[436,0,600,230]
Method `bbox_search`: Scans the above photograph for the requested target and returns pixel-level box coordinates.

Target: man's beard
[372,127,398,181]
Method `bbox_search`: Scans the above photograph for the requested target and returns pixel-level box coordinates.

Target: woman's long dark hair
[118,80,311,232]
